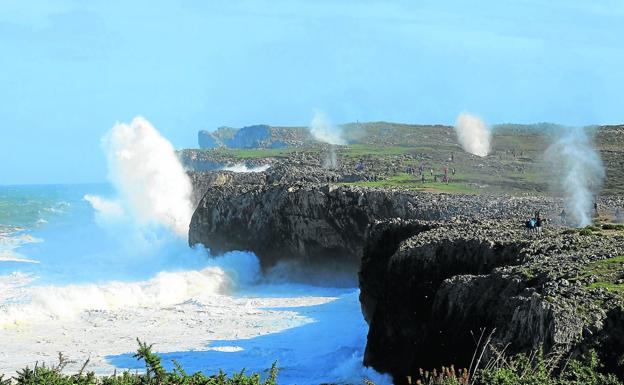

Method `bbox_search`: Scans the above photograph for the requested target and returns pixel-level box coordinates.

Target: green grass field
[340,172,480,194]
[580,255,624,295]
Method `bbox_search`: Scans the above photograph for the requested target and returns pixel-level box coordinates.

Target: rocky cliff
[198,125,311,149]
[187,176,624,382]
[361,219,624,383]
[189,178,563,267]
[190,184,424,267]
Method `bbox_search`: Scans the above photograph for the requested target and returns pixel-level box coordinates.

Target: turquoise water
[0,183,207,286]
[0,183,389,385]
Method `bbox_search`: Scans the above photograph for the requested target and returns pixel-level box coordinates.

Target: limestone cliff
[187,175,624,382]
[361,219,624,383]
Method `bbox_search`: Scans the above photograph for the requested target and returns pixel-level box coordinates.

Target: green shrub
[3,342,622,385]
[407,350,623,385]
[602,223,624,231]
[4,340,278,385]
[476,350,622,385]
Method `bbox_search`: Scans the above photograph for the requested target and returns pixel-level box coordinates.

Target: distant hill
[198,125,311,149]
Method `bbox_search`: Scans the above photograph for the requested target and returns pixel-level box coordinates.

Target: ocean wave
[0,251,260,326]
[0,227,42,266]
[0,267,230,326]
[0,232,42,247]
[222,164,270,173]
[0,251,39,264]
[0,272,35,306]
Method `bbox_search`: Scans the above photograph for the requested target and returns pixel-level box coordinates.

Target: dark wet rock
[189,184,428,267]
[186,170,624,382]
[360,219,624,383]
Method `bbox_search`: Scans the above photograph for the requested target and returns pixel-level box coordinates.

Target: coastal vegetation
[407,350,622,385]
[1,342,621,385]
[0,340,278,385]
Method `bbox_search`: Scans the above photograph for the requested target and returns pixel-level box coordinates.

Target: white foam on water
[222,164,270,173]
[0,118,389,384]
[0,252,39,264]
[0,228,42,265]
[0,251,261,326]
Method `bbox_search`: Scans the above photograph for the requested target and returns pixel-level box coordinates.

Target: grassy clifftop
[183,122,624,196]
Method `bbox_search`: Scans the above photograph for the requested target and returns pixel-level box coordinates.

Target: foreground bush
[410,350,622,385]
[1,341,621,385]
[0,339,277,385]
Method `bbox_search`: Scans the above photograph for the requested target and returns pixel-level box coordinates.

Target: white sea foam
[0,251,260,326]
[0,272,34,306]
[222,164,270,173]
[0,229,42,265]
[0,252,39,264]
[0,119,389,384]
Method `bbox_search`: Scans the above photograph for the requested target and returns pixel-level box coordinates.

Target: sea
[0,184,390,384]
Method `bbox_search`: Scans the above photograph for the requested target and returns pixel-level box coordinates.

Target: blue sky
[1,1,623,184]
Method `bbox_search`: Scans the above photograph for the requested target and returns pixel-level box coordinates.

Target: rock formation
[187,171,624,382]
[189,176,566,267]
[361,219,624,383]
[197,125,312,150]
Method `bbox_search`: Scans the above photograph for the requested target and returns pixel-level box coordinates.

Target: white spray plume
[101,117,193,238]
[309,111,346,145]
[323,147,339,170]
[454,113,491,157]
[546,127,604,227]
[309,111,344,170]
[83,194,124,221]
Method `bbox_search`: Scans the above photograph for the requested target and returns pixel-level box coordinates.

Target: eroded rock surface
[189,175,565,267]
[361,219,624,383]
[186,172,624,382]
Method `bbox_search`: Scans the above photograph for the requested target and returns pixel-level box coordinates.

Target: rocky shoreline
[187,170,624,383]
[361,219,624,382]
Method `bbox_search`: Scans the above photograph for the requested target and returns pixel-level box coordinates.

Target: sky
[0,1,623,184]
